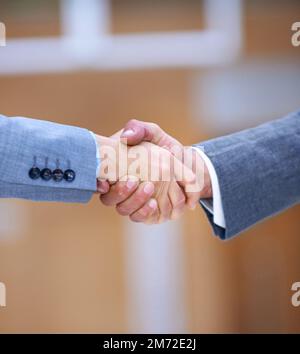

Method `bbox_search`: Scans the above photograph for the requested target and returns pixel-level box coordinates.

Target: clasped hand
[95,120,212,224]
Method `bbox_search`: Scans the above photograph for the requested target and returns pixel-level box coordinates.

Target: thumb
[97,180,110,194]
[120,119,149,145]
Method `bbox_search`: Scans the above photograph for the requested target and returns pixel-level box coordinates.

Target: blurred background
[0,0,300,333]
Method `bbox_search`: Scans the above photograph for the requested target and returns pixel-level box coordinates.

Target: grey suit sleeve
[0,114,97,203]
[195,111,300,239]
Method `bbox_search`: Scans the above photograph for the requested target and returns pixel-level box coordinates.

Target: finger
[120,119,180,149]
[168,182,186,220]
[180,169,203,210]
[138,199,160,225]
[129,198,158,223]
[97,180,110,194]
[116,182,155,216]
[185,190,201,210]
[158,196,172,223]
[154,182,172,223]
[173,158,200,209]
[120,119,160,145]
[100,178,139,206]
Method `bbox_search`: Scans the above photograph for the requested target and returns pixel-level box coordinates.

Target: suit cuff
[0,116,98,203]
[192,147,226,228]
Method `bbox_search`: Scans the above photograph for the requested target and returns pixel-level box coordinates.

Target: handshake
[95,119,212,224]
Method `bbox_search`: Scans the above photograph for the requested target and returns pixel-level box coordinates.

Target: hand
[96,134,198,223]
[120,119,212,200]
[98,120,212,223]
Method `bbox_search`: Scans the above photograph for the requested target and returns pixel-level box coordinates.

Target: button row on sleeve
[29,167,76,182]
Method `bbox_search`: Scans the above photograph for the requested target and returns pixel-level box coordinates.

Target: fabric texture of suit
[196,111,300,240]
[0,114,97,203]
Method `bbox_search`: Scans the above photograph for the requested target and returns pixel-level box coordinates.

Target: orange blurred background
[0,0,299,333]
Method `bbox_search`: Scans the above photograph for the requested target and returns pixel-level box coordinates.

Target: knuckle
[128,118,138,126]
[135,192,149,205]
[139,207,152,218]
[116,185,128,198]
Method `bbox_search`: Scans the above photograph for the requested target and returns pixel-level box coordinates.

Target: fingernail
[148,198,157,209]
[143,183,154,195]
[122,129,135,137]
[126,179,137,190]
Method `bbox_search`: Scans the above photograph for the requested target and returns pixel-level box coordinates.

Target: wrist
[188,147,212,199]
[95,134,118,150]
[95,135,120,181]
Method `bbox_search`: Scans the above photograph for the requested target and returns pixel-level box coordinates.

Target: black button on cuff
[41,168,52,181]
[64,169,76,182]
[29,167,41,180]
[52,169,64,182]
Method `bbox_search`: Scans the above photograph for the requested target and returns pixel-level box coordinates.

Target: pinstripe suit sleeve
[0,114,97,203]
[195,111,300,239]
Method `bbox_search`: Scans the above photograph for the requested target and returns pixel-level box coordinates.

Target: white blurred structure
[125,221,187,333]
[0,0,243,75]
[191,59,300,132]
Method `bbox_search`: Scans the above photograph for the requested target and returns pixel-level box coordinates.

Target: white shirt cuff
[192,147,226,228]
